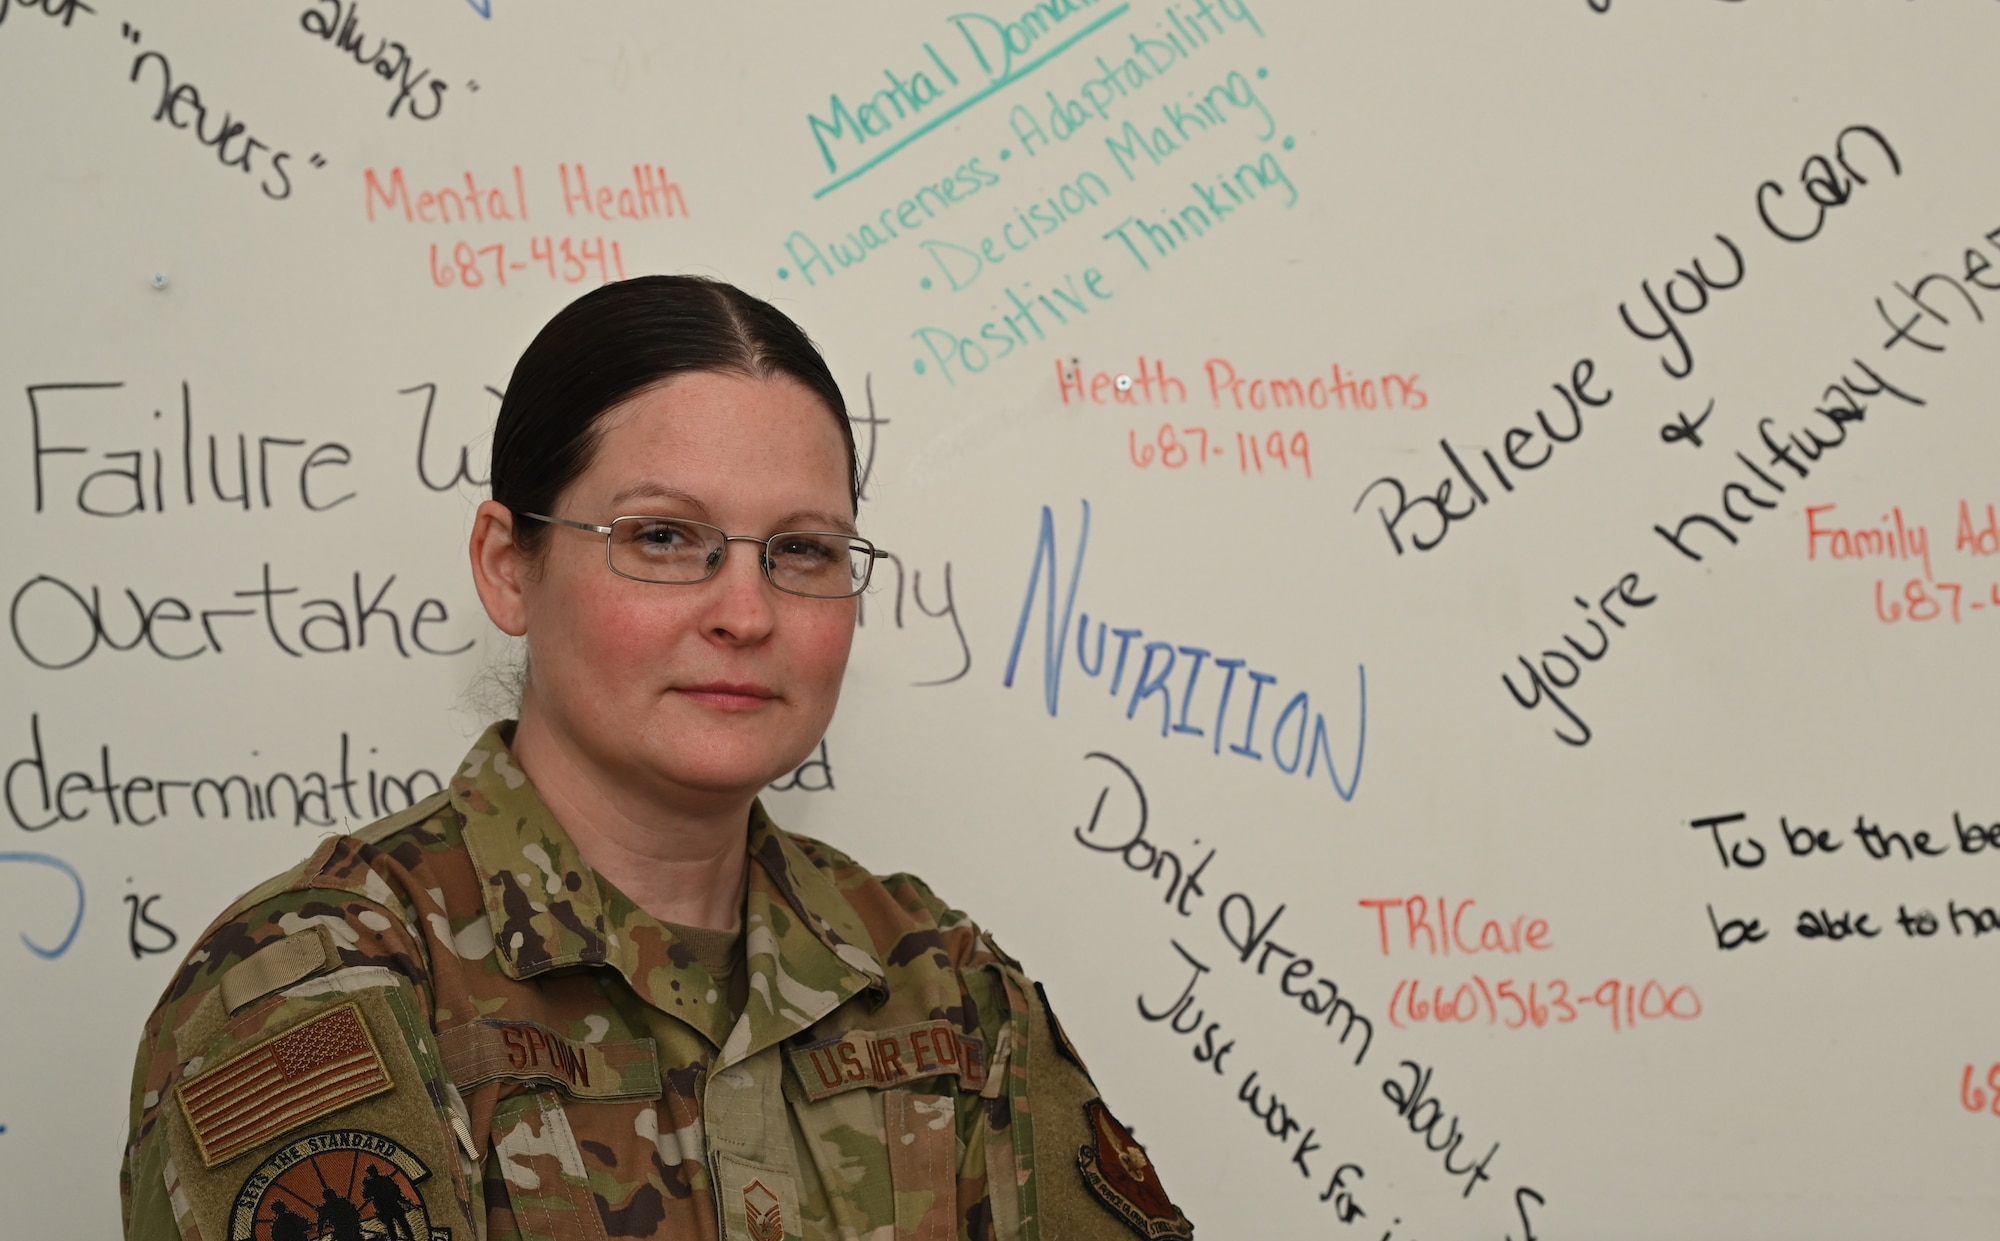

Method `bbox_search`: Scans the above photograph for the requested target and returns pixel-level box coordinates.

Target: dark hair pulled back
[490,275,855,553]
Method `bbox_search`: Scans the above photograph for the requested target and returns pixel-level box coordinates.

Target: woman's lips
[674,682,779,710]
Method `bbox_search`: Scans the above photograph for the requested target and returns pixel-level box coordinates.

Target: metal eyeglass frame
[517,511,888,599]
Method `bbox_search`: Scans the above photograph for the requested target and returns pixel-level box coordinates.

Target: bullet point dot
[1001,148,1013,160]
[777,268,790,279]
[921,277,933,289]
[1258,67,1269,78]
[914,359,927,375]
[1283,136,1295,150]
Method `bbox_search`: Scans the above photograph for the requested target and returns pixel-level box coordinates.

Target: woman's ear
[469,500,531,637]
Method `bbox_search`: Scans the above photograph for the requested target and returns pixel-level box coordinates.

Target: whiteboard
[5,1,2000,1236]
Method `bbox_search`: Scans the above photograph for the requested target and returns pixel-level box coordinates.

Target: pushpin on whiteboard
[1115,374,1132,392]
[150,273,169,290]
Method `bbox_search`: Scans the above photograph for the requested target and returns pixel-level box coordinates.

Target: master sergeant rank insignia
[744,1179,784,1241]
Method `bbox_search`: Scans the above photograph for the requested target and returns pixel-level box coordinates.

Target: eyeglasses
[518,512,887,599]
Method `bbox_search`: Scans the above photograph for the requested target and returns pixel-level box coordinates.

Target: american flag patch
[177,1002,393,1167]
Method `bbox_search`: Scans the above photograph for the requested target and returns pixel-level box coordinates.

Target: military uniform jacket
[123,724,1189,1241]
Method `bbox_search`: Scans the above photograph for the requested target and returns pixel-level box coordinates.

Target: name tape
[436,1019,660,1101]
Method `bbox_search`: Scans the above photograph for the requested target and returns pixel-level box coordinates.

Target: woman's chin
[651,746,811,802]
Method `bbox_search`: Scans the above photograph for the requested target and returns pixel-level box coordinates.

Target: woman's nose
[701,539,778,640]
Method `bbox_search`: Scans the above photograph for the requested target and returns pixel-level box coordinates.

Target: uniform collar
[453,722,884,1061]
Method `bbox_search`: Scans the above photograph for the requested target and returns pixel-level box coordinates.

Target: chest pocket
[488,1090,607,1241]
[784,1085,960,1241]
[883,1091,958,1241]
[785,1020,987,1241]
[441,1020,664,1241]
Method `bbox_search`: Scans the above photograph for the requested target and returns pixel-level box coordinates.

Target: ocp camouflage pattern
[123,722,1172,1240]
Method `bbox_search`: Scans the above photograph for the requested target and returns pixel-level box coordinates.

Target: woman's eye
[625,520,701,550]
[773,536,838,563]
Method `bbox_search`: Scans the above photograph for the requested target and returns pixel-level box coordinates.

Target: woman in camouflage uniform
[122,276,1189,1241]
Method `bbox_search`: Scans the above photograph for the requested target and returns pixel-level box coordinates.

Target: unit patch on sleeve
[786,1019,987,1101]
[1077,1099,1193,1240]
[229,1128,448,1241]
[178,1001,393,1167]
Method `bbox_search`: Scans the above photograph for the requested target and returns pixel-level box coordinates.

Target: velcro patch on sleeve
[436,1019,661,1100]
[787,1019,987,1101]
[1035,980,1093,1076]
[219,926,336,1015]
[176,1001,393,1168]
[1078,1099,1193,1240]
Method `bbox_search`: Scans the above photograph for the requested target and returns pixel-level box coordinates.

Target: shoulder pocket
[962,957,1031,1240]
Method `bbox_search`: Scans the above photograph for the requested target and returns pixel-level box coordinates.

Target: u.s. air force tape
[786,1019,987,1101]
